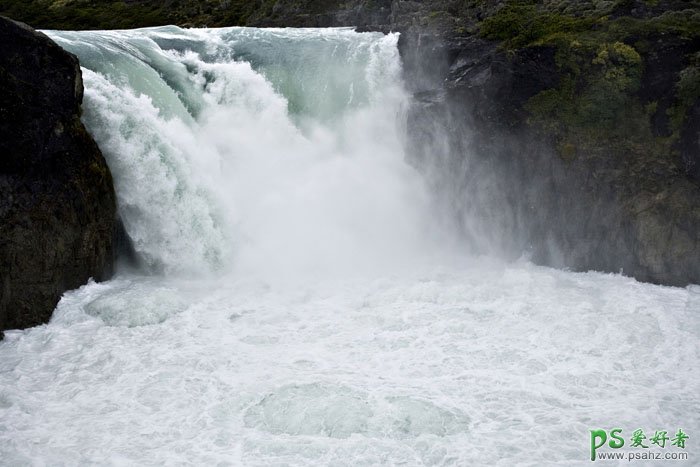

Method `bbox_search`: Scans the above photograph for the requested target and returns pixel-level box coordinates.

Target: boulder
[0,16,117,338]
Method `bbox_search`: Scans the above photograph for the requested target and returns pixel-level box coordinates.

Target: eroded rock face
[400,31,700,287]
[0,16,117,337]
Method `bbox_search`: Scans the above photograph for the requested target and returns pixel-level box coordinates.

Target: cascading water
[49,26,448,279]
[0,26,698,466]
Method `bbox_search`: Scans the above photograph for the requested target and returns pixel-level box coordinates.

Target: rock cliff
[392,1,700,286]
[0,16,117,338]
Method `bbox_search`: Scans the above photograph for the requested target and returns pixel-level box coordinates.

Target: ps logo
[590,428,625,461]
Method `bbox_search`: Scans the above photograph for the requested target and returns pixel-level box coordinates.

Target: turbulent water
[0,26,698,465]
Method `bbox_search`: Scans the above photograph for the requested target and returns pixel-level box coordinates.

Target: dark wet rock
[0,16,117,338]
[680,99,700,182]
[399,19,700,287]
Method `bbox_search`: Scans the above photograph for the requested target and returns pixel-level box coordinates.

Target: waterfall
[48,26,446,280]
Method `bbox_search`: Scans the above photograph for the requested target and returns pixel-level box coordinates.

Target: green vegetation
[480,3,598,49]
[526,41,642,131]
[479,0,700,161]
[669,54,700,136]
[0,0,349,30]
[524,41,664,160]
[481,1,700,49]
[0,0,171,30]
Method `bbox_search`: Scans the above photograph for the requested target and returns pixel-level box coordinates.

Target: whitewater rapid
[0,26,698,465]
[45,26,447,279]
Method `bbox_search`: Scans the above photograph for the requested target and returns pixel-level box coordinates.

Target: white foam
[0,264,698,465]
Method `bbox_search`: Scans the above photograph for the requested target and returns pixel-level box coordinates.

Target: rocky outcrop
[0,16,117,338]
[393,4,700,286]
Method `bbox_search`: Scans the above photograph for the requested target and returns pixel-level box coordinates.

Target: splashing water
[49,26,446,279]
[0,26,697,466]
